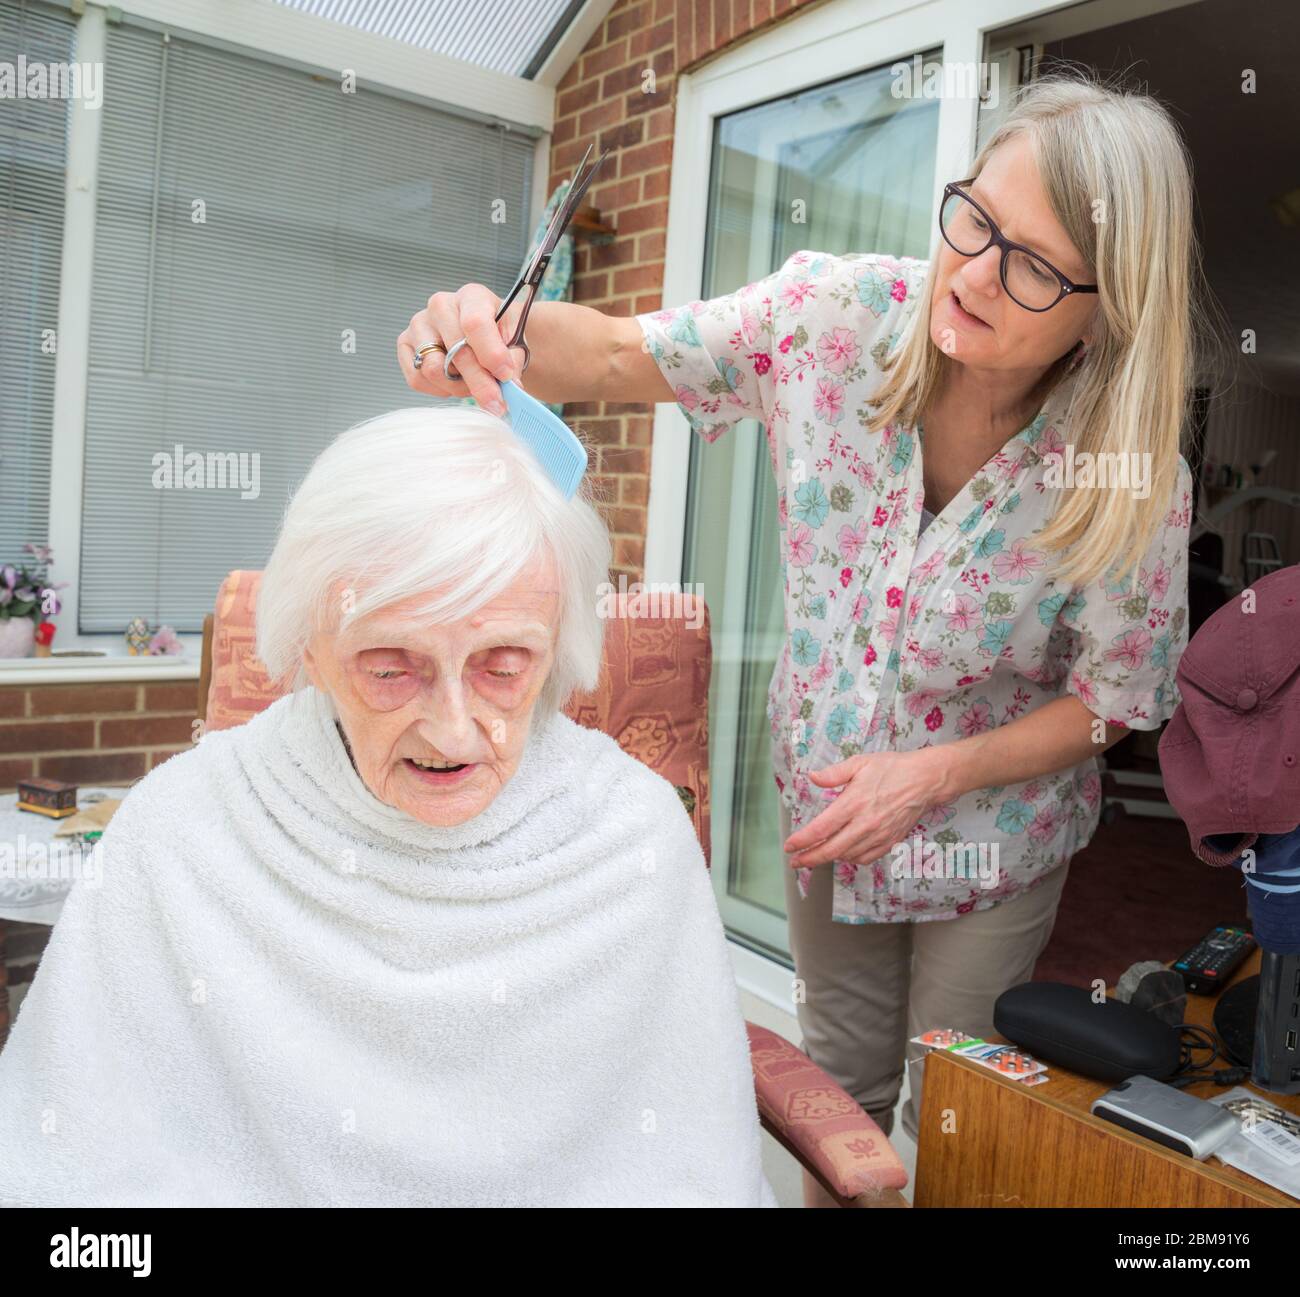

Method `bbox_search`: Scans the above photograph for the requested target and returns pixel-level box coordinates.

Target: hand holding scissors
[398,143,609,412]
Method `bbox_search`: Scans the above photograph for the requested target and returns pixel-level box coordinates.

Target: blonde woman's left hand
[783,749,949,869]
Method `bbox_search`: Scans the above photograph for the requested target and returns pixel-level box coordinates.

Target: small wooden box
[16,777,78,819]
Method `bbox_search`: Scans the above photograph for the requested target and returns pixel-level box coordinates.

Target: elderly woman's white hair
[256,404,611,715]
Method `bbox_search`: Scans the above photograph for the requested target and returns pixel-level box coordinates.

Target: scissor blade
[536,144,610,257]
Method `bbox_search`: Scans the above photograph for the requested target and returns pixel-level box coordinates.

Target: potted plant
[0,543,66,659]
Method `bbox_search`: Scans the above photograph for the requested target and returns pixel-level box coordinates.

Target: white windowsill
[0,635,203,685]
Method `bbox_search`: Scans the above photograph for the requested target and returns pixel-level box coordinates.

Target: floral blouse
[636,249,1192,925]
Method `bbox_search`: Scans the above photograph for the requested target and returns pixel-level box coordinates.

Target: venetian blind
[80,18,537,631]
[0,0,75,571]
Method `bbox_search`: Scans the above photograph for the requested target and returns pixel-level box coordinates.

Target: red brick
[634,292,663,312]
[590,238,637,270]
[614,263,663,294]
[629,19,674,58]
[597,120,645,154]
[579,38,629,81]
[621,139,673,176]
[714,0,734,48]
[600,446,651,475]
[603,505,647,534]
[28,683,139,716]
[638,230,666,262]
[641,167,671,200]
[614,536,646,568]
[0,756,35,789]
[605,2,649,41]
[621,474,650,506]
[0,719,95,755]
[570,416,625,447]
[616,199,669,234]
[573,269,610,296]
[99,715,199,748]
[578,96,625,136]
[148,748,190,770]
[142,681,201,712]
[38,751,147,785]
[590,176,642,212]
[646,106,675,140]
[552,114,577,145]
[625,418,654,446]
[557,80,600,118]
[693,2,712,62]
[624,87,663,120]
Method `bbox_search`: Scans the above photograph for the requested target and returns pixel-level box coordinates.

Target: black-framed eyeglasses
[939,180,1098,312]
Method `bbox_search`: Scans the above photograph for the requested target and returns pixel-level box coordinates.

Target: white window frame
[4,0,559,683]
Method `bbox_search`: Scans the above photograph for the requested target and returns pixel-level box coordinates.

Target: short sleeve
[634,249,806,442]
[1062,456,1194,730]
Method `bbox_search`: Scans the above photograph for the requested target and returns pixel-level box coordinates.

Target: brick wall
[0,681,200,794]
[552,0,819,579]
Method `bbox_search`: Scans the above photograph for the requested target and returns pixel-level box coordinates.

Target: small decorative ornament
[125,617,152,654]
[17,777,78,819]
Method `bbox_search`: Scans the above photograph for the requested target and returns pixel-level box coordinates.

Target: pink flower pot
[0,616,37,659]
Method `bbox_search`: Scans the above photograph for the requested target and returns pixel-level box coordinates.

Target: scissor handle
[443,267,541,382]
[443,336,530,382]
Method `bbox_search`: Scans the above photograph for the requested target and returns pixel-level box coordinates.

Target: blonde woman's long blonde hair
[868,69,1214,588]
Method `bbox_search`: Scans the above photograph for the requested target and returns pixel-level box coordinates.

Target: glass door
[687,52,945,960]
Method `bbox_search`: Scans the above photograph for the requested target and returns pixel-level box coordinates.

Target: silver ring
[412,342,443,372]
[443,338,470,381]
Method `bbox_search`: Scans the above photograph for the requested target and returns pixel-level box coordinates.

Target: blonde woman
[400,72,1202,1206]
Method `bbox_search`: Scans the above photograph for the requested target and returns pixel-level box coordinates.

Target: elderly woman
[399,72,1205,1205]
[0,408,777,1208]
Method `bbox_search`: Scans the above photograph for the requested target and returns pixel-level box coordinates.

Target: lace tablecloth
[0,788,127,925]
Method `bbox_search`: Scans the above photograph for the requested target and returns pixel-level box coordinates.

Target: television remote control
[1173,924,1256,995]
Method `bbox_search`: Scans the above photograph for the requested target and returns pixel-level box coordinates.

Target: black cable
[1166,1023,1249,1087]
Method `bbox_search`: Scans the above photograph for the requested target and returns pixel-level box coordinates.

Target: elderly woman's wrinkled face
[303,556,561,827]
[929,132,1098,372]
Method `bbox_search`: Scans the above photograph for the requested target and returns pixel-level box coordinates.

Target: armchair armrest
[746,1022,908,1204]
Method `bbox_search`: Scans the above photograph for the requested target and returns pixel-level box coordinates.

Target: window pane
[684,54,943,958]
[79,22,537,632]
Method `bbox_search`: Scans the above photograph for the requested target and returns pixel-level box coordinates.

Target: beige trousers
[779,800,1069,1144]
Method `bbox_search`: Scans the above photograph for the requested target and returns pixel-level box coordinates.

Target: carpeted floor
[1034,810,1250,988]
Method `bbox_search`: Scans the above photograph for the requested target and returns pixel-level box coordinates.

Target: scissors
[423,141,610,384]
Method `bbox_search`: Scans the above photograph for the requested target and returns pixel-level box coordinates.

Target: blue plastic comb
[497,379,588,499]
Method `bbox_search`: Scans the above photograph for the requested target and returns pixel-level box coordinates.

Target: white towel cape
[0,686,777,1207]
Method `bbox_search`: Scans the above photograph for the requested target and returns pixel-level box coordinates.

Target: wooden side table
[914,950,1298,1208]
